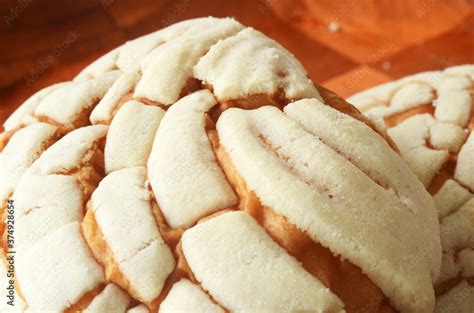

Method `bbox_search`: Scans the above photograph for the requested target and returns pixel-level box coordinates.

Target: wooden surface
[0,0,473,126]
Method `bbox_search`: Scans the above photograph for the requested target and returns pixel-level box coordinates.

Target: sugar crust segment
[147,90,238,229]
[217,101,439,313]
[182,211,345,312]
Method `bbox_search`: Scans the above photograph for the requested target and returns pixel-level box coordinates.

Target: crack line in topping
[383,101,473,194]
[0,19,242,311]
[83,166,177,310]
[156,239,230,312]
[286,97,437,215]
[210,134,393,313]
[249,108,417,252]
[81,210,141,310]
[371,86,473,194]
[216,103,440,312]
[147,90,239,230]
[9,127,109,311]
[209,106,400,312]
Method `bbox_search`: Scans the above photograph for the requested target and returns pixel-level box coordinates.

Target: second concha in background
[348,64,474,313]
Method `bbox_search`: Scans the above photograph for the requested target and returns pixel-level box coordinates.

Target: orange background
[0,0,473,126]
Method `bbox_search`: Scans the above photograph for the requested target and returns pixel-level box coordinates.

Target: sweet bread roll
[0,17,440,312]
[349,65,474,313]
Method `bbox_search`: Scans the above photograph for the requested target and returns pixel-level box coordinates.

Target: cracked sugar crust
[35,72,120,130]
[216,101,439,313]
[148,90,238,229]
[348,64,474,312]
[134,17,244,105]
[104,100,165,173]
[83,284,132,313]
[16,222,105,312]
[1,17,440,313]
[159,278,224,313]
[182,211,345,312]
[86,166,175,305]
[0,122,60,205]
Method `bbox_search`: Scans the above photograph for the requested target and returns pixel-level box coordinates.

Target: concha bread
[348,65,474,313]
[0,17,440,312]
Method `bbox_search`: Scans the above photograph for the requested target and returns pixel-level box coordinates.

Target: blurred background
[0,0,473,125]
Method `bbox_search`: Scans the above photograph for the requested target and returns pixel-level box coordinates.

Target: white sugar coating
[436,252,460,286]
[356,80,436,120]
[391,82,435,108]
[402,146,449,188]
[3,82,69,131]
[440,198,474,252]
[117,32,166,73]
[348,79,403,107]
[116,18,211,73]
[148,90,237,229]
[135,18,243,105]
[434,281,474,313]
[182,211,344,312]
[13,174,83,248]
[84,284,131,313]
[90,71,140,124]
[455,132,474,192]
[217,103,439,313]
[16,222,104,312]
[445,64,474,79]
[127,304,149,313]
[436,248,474,287]
[434,89,472,127]
[25,125,108,176]
[0,123,58,203]
[349,95,384,112]
[388,114,450,187]
[34,71,120,128]
[159,278,224,313]
[90,167,175,302]
[75,47,120,81]
[387,114,435,151]
[284,99,436,228]
[348,67,474,130]
[459,249,474,277]
[435,75,472,92]
[433,179,473,219]
[119,240,175,302]
[429,122,467,153]
[194,27,320,101]
[349,66,474,309]
[105,100,165,173]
